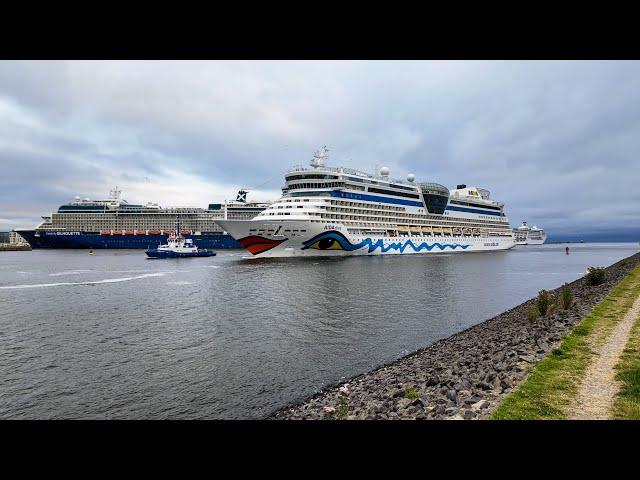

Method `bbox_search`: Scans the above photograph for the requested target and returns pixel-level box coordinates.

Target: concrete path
[568,294,640,419]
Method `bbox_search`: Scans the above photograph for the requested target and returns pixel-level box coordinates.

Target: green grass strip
[491,266,640,420]
[611,305,640,419]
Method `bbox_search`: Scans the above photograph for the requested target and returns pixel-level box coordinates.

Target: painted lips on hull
[238,236,287,255]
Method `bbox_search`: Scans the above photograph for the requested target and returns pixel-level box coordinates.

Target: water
[1,243,637,419]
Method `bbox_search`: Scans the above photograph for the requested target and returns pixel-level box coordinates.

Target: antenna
[109,186,122,202]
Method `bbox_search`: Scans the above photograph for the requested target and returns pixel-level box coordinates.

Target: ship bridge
[417,182,449,215]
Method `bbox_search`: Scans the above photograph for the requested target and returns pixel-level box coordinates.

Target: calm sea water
[1,243,638,419]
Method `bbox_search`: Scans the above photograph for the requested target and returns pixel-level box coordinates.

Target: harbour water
[1,243,638,419]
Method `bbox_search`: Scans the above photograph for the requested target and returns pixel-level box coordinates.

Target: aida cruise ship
[216,147,515,257]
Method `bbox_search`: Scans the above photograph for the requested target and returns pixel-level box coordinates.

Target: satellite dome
[407,173,415,183]
[75,196,81,201]
[379,166,390,177]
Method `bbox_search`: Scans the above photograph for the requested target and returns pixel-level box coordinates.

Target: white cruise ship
[216,147,515,258]
[513,221,547,245]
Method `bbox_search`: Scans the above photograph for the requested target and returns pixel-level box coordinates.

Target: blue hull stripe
[331,191,423,207]
[17,231,242,249]
[445,205,502,216]
[331,191,504,216]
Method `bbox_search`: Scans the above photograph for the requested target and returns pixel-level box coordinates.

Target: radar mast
[310,146,329,168]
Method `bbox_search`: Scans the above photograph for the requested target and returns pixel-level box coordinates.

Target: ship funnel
[236,189,248,203]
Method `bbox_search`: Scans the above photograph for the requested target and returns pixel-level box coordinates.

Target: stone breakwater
[271,252,640,420]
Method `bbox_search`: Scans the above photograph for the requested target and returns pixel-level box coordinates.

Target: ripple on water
[0,244,637,419]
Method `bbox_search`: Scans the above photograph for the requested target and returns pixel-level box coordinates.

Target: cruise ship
[15,187,270,249]
[513,221,547,245]
[216,147,515,258]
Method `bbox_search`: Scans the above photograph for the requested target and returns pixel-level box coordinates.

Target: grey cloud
[0,60,638,240]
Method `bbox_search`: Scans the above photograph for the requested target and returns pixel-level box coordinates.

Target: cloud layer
[1,60,638,239]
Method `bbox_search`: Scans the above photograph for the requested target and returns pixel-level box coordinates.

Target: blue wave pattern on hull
[302,231,471,253]
[17,231,242,249]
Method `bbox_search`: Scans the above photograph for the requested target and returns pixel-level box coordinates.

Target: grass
[491,266,640,420]
[611,309,640,419]
[405,389,420,399]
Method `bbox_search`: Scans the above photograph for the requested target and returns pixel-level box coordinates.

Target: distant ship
[217,146,515,257]
[15,187,270,249]
[513,221,547,245]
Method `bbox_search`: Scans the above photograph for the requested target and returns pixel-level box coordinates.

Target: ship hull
[145,249,216,258]
[16,230,242,249]
[514,237,547,245]
[526,238,547,245]
[217,220,515,258]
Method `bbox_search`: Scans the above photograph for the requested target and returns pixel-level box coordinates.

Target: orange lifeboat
[124,230,135,235]
[164,230,176,235]
[148,230,161,235]
[100,230,111,235]
[135,230,146,235]
[180,229,191,235]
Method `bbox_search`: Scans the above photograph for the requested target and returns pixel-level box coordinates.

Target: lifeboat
[100,230,111,235]
[453,227,462,235]
[472,228,481,235]
[180,229,191,235]
[164,230,176,235]
[462,227,472,235]
[124,230,135,235]
[149,230,161,235]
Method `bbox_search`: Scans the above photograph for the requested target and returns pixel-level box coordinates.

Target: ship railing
[288,165,408,184]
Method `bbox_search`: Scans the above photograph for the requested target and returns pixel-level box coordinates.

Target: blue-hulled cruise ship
[15,187,270,249]
[217,147,515,257]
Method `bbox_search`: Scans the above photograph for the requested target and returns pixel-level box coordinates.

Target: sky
[0,60,639,241]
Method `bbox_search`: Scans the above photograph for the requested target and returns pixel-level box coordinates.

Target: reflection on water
[0,243,637,418]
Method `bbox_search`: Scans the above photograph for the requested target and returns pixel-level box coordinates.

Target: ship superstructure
[217,147,515,257]
[15,187,270,249]
[513,221,547,245]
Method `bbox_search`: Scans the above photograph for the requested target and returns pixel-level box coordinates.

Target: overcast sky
[1,60,638,240]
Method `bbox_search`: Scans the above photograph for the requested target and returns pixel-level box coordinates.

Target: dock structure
[0,231,32,251]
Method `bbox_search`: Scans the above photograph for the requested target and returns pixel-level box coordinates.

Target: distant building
[0,231,29,246]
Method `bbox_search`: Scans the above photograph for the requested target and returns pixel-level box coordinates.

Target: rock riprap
[270,252,640,420]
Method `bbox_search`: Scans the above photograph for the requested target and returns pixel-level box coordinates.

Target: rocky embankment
[271,252,640,420]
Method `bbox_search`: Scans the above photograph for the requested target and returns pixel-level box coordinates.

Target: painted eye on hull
[307,237,344,250]
[302,232,355,251]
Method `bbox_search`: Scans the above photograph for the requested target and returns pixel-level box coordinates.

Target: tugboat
[145,217,216,259]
